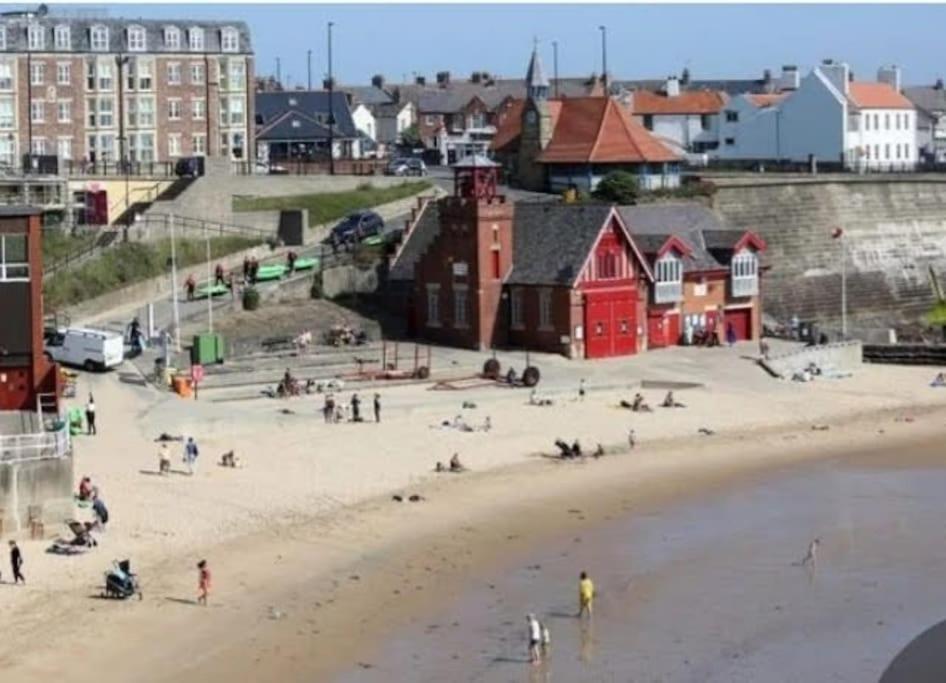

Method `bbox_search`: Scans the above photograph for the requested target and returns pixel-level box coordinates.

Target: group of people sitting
[76,476,109,530]
[620,391,685,412]
[435,453,466,473]
[554,439,605,459]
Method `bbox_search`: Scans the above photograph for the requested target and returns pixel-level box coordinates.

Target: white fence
[0,428,71,464]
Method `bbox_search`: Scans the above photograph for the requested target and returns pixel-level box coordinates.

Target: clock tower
[517,43,552,191]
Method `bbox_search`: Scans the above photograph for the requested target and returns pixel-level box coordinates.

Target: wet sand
[333,440,946,683]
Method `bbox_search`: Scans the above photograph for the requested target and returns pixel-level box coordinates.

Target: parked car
[174,156,204,178]
[44,327,125,372]
[385,158,427,177]
[385,158,409,176]
[327,210,384,247]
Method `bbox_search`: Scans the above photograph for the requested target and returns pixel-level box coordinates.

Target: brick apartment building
[0,7,254,168]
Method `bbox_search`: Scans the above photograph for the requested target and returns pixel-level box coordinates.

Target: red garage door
[725,307,752,341]
[647,311,681,349]
[585,292,637,358]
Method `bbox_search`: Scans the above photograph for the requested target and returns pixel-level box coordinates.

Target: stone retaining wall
[761,340,863,379]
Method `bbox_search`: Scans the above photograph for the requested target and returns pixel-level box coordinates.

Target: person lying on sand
[931,372,946,387]
[661,391,685,408]
[631,393,652,413]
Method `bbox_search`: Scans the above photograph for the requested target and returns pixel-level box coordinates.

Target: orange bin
[172,375,193,398]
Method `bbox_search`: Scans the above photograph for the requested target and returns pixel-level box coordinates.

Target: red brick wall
[507,285,573,356]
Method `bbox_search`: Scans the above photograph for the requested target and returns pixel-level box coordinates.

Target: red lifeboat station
[388,157,766,359]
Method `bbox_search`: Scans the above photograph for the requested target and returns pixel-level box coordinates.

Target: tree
[399,123,422,148]
[592,171,640,204]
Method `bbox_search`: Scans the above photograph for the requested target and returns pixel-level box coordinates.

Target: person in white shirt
[527,613,542,664]
[85,394,97,435]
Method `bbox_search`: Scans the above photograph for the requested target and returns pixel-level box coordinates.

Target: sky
[16,3,946,87]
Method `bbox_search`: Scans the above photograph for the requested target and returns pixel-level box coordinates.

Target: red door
[666,312,681,346]
[584,292,637,358]
[725,308,752,341]
[648,312,667,349]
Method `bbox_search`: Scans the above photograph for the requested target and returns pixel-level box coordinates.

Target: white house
[623,77,728,160]
[351,102,377,141]
[715,61,917,171]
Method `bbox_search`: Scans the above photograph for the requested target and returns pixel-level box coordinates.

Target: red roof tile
[848,82,914,110]
[539,97,679,164]
[490,99,563,153]
[630,90,727,115]
[747,93,788,108]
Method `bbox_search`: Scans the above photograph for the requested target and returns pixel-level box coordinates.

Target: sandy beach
[1,342,945,682]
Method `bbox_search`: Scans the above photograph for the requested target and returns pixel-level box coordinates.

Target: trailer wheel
[482,358,501,379]
[522,366,541,387]
[415,366,430,380]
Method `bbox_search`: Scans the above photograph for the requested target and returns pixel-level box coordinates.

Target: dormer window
[291,119,300,128]
[654,253,683,303]
[127,25,146,52]
[54,25,70,50]
[90,25,109,51]
[27,23,45,51]
[188,27,204,52]
[731,249,759,297]
[164,26,180,50]
[0,27,6,51]
[221,27,239,53]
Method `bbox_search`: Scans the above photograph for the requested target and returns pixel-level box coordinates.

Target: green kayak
[255,264,287,281]
[194,283,230,299]
[362,235,383,247]
[293,257,319,271]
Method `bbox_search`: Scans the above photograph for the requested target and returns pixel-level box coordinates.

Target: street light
[552,41,559,98]
[598,25,608,91]
[832,227,847,339]
[327,21,335,176]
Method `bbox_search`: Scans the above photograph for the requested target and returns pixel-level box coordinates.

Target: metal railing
[62,159,176,178]
[0,428,71,464]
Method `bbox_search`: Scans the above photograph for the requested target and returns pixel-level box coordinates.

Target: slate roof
[525,47,549,89]
[615,78,774,97]
[401,77,599,113]
[255,91,358,138]
[903,85,946,115]
[506,204,614,286]
[847,82,914,110]
[0,15,252,54]
[256,111,332,142]
[341,86,394,106]
[388,201,441,282]
[538,97,679,164]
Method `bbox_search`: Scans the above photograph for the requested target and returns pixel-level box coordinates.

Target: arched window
[90,25,109,51]
[127,25,146,52]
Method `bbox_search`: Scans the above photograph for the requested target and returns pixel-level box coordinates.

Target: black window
[643,114,653,130]
[725,111,738,123]
[725,137,735,146]
[701,114,711,131]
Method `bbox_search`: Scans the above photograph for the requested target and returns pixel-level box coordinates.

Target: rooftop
[629,90,728,115]
[847,82,915,110]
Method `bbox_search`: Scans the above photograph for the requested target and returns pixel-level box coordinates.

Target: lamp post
[552,41,559,98]
[116,55,130,233]
[327,21,335,176]
[307,49,312,90]
[598,25,608,91]
[832,227,847,339]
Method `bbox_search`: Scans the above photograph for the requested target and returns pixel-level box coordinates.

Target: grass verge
[44,236,261,310]
[42,231,97,266]
[232,181,431,227]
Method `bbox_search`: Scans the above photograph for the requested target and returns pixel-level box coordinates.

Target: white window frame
[167,62,182,86]
[168,98,182,121]
[30,137,46,155]
[426,283,441,327]
[538,288,553,330]
[57,136,72,160]
[511,288,524,330]
[221,27,239,53]
[30,100,44,124]
[0,97,14,129]
[0,234,30,282]
[54,25,70,51]
[731,249,759,298]
[164,26,181,50]
[90,25,109,52]
[137,60,153,90]
[190,62,204,85]
[168,133,182,158]
[188,27,205,52]
[228,96,245,125]
[27,23,45,51]
[30,62,45,86]
[229,60,245,90]
[654,253,683,303]
[0,62,12,91]
[0,27,6,51]
[191,97,205,121]
[97,61,113,91]
[127,25,146,52]
[57,62,70,85]
[453,285,468,329]
[57,99,71,123]
[191,132,206,155]
[0,135,15,166]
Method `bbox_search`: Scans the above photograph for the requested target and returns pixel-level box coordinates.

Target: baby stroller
[103,559,142,600]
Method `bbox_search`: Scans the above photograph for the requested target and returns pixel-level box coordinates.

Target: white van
[44,327,125,371]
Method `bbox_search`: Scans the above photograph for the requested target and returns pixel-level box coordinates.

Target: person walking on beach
[579,379,586,401]
[628,428,636,450]
[159,442,171,475]
[85,394,97,436]
[798,538,820,569]
[197,560,211,605]
[373,393,381,423]
[351,393,362,422]
[527,613,542,664]
[578,571,595,618]
[9,541,24,584]
[184,437,199,475]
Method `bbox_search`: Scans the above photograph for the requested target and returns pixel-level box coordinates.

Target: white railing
[0,428,71,464]
[732,276,759,298]
[655,280,683,303]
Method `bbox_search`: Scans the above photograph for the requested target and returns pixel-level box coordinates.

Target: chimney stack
[877,65,902,92]
[820,59,850,95]
[436,71,451,87]
[665,75,680,97]
[780,65,799,91]
[371,74,385,89]
[935,78,944,90]
[415,75,426,86]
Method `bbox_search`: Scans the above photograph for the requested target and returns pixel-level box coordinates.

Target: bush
[592,171,640,204]
[355,181,375,192]
[242,286,261,311]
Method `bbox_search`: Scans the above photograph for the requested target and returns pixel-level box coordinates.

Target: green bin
[191,333,217,365]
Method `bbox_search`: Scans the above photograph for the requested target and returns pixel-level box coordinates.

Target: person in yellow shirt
[578,571,594,618]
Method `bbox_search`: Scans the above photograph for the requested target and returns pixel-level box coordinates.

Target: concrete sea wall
[711,176,946,337]
[0,456,74,537]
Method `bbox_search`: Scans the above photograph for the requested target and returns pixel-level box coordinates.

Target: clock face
[526,111,537,124]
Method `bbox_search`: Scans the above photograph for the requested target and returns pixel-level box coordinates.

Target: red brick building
[0,206,60,410]
[388,162,766,359]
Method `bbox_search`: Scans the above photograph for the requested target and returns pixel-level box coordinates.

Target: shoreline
[3,397,944,682]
